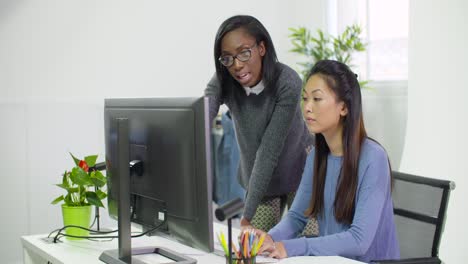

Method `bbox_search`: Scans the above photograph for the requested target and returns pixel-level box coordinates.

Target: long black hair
[304,60,368,224]
[214,15,279,91]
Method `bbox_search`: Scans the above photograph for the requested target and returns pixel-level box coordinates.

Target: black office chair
[373,171,455,264]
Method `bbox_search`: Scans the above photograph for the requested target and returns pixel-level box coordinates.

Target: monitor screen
[104,96,214,252]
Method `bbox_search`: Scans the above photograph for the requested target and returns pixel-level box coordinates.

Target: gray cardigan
[205,63,312,220]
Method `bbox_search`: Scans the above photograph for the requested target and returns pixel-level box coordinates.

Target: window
[330,0,408,81]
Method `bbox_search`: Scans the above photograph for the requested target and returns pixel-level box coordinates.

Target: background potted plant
[288,24,369,89]
[51,153,107,239]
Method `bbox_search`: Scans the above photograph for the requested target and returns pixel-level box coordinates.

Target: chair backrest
[392,171,455,259]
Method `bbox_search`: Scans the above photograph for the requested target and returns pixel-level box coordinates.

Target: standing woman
[256,60,399,262]
[205,15,312,231]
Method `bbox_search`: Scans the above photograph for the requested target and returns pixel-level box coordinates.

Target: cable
[48,225,117,240]
[49,219,167,243]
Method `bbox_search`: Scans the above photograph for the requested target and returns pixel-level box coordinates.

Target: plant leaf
[51,195,64,204]
[80,186,87,204]
[86,192,104,208]
[96,189,107,200]
[55,184,79,193]
[84,155,98,167]
[70,167,90,186]
[70,153,81,167]
[69,187,79,193]
[90,171,107,188]
[64,193,73,206]
[55,183,68,190]
[61,171,70,188]
[359,80,373,90]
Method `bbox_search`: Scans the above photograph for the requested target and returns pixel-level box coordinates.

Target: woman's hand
[267,242,288,259]
[253,229,287,259]
[238,228,287,259]
[255,230,274,255]
[240,217,254,231]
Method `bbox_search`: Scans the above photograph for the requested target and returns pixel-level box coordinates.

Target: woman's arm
[242,69,303,221]
[204,74,223,123]
[280,148,391,258]
[267,152,314,240]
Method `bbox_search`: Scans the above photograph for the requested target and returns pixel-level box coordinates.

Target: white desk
[21,223,363,264]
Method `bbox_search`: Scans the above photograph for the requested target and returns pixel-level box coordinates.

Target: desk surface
[21,222,364,264]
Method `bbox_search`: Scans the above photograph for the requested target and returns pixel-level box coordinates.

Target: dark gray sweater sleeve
[204,73,222,123]
[243,72,303,220]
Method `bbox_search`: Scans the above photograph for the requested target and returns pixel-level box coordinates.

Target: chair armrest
[372,257,441,264]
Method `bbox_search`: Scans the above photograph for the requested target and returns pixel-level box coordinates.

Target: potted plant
[51,153,107,239]
[288,24,369,89]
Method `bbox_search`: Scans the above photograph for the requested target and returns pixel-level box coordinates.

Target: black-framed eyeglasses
[218,43,258,67]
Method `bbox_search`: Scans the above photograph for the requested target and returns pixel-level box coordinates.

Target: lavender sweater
[205,63,312,220]
[269,139,400,262]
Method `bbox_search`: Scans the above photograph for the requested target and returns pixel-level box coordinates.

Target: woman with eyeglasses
[205,15,313,231]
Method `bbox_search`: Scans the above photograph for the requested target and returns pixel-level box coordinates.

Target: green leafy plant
[51,153,107,207]
[289,24,369,88]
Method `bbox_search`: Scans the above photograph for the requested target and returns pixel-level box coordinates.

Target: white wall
[0,1,325,263]
[401,0,468,263]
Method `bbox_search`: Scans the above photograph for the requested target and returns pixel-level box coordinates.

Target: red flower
[79,160,89,172]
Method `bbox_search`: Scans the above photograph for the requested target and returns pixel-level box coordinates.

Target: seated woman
[256,60,400,262]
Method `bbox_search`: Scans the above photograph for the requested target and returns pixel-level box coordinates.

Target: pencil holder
[225,255,256,264]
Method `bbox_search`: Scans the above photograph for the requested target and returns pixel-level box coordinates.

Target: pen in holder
[225,255,256,264]
[215,198,244,264]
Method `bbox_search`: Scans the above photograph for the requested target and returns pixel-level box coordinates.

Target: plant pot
[61,204,92,240]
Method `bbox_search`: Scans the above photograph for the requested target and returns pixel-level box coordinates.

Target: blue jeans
[212,112,245,206]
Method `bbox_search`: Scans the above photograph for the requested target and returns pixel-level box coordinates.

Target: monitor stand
[99,247,196,264]
[99,118,196,264]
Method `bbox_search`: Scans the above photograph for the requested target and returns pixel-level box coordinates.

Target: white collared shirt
[243,80,265,96]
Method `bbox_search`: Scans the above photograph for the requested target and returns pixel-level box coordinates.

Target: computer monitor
[103,97,214,253]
